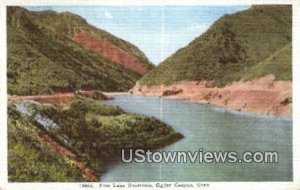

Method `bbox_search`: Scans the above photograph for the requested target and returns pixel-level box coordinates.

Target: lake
[102,95,292,182]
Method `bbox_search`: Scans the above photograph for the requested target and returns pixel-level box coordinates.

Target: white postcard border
[0,0,299,190]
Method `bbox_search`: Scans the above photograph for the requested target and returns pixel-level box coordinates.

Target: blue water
[102,95,292,182]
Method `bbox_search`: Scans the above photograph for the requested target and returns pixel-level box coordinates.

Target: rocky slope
[7,6,154,95]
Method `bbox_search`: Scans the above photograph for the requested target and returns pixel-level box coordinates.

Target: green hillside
[8,105,85,182]
[7,6,154,95]
[8,97,183,181]
[139,5,292,87]
[238,43,292,81]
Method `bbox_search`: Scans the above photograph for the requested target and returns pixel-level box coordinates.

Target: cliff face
[7,6,154,95]
[73,32,149,75]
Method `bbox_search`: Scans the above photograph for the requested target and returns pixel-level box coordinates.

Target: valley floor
[132,75,292,117]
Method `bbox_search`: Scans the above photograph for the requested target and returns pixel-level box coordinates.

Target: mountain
[7,6,154,95]
[237,42,291,82]
[138,5,292,87]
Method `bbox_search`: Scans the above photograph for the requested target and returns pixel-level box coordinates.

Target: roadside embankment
[8,90,113,106]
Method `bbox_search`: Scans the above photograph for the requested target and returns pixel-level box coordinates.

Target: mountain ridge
[138,5,292,87]
[7,6,154,95]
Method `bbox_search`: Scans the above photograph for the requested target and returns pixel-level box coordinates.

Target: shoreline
[131,75,292,117]
[8,75,292,117]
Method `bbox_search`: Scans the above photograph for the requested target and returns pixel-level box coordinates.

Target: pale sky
[26,6,250,65]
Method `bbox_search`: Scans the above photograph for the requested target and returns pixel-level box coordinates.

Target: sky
[26,6,250,65]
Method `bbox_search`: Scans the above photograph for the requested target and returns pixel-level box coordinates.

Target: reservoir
[102,95,292,181]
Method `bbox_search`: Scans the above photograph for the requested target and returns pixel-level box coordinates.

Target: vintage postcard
[0,0,299,189]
